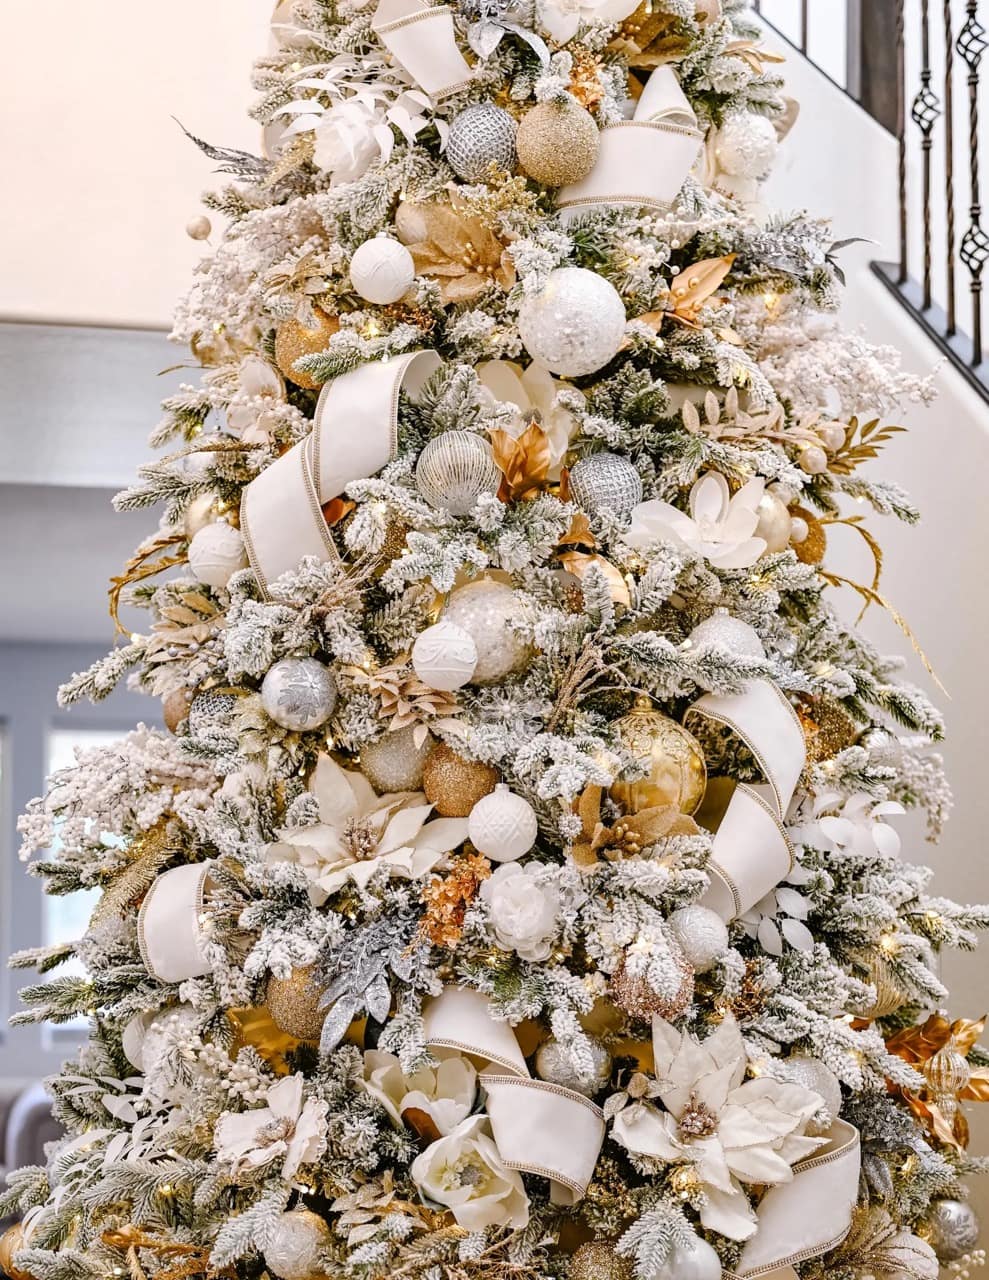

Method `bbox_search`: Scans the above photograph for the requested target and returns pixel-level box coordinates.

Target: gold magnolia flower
[571,783,698,868]
[395,196,515,305]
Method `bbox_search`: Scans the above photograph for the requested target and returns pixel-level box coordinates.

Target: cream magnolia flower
[480,862,560,961]
[214,1074,327,1183]
[363,1049,477,1137]
[267,754,468,903]
[535,0,641,44]
[626,473,767,569]
[610,1014,826,1240]
[477,360,583,477]
[411,1115,529,1230]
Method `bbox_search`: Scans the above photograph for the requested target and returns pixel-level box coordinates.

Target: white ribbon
[137,861,216,984]
[371,0,473,99]
[423,986,605,1205]
[240,349,442,594]
[557,67,703,217]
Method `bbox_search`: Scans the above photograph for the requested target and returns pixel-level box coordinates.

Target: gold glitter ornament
[570,1243,632,1280]
[611,947,694,1021]
[265,964,327,1041]
[274,311,341,390]
[516,100,600,187]
[609,696,707,816]
[422,741,499,817]
[162,686,194,734]
[789,504,828,564]
[862,953,904,1019]
[798,696,858,763]
[0,1225,34,1280]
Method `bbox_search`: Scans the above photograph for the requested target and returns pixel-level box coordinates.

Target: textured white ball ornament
[535,1035,612,1096]
[415,433,501,516]
[714,111,779,180]
[518,267,627,377]
[688,609,765,659]
[651,1237,722,1280]
[781,1057,843,1134]
[412,620,478,691]
[468,784,538,861]
[753,491,793,553]
[263,1208,332,1280]
[360,725,433,793]
[187,522,249,590]
[442,580,532,683]
[261,657,337,731]
[349,237,416,304]
[122,1004,200,1072]
[668,905,729,973]
[878,1231,940,1280]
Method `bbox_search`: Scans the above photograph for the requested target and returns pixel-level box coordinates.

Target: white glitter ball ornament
[122,1004,201,1072]
[518,267,627,377]
[415,432,501,515]
[714,111,779,180]
[261,657,337,731]
[349,237,416,304]
[360,725,433,792]
[446,103,518,181]
[668,905,729,973]
[187,522,248,590]
[442,580,531,683]
[779,1057,842,1134]
[688,609,766,659]
[468,784,538,861]
[412,620,478,691]
[535,1034,612,1096]
[651,1237,722,1280]
[263,1209,332,1280]
[569,452,643,520]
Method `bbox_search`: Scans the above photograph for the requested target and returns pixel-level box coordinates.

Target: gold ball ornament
[422,741,499,817]
[265,964,327,1041]
[788,505,828,564]
[186,215,212,241]
[797,696,857,763]
[516,100,600,187]
[162,686,194,734]
[861,953,904,1019]
[0,1225,34,1280]
[274,311,341,390]
[609,696,706,816]
[570,1243,632,1280]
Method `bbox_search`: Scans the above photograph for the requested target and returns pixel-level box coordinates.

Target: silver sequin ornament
[442,579,532,683]
[535,1034,612,1096]
[446,103,517,181]
[261,657,337,731]
[187,688,240,737]
[415,433,501,515]
[569,452,643,521]
[518,267,626,377]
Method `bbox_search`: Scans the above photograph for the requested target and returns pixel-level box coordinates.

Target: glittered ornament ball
[652,1238,722,1280]
[927,1198,980,1263]
[263,1208,332,1280]
[789,504,827,564]
[266,964,328,1041]
[446,103,518,181]
[261,657,337,731]
[569,452,643,521]
[518,267,626,377]
[422,741,499,817]
[570,1243,632,1280]
[798,695,857,763]
[778,1057,842,1134]
[412,620,478,691]
[187,521,249,590]
[468,784,538,861]
[714,110,779,180]
[184,491,222,537]
[415,433,501,516]
[0,1224,35,1280]
[687,610,765,659]
[163,686,194,734]
[609,696,706,816]
[274,311,341,390]
[349,237,416,304]
[880,1231,940,1280]
[535,1034,612,1096]
[668,905,728,973]
[516,100,599,186]
[442,579,532,683]
[360,724,433,793]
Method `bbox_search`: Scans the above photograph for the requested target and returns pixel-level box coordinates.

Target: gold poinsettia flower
[395,195,515,305]
[570,783,699,869]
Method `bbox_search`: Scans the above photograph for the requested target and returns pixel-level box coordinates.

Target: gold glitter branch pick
[109,535,188,636]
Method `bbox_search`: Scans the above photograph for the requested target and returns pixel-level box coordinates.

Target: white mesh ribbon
[557,67,703,217]
[684,680,806,921]
[423,986,605,1205]
[240,350,442,595]
[137,860,216,983]
[371,0,473,99]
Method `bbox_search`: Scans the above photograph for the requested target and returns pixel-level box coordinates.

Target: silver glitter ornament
[187,688,240,737]
[261,657,337,731]
[263,1209,332,1280]
[775,1057,842,1135]
[687,609,765,659]
[714,111,778,180]
[569,452,643,521]
[517,266,626,377]
[535,1034,612,1096]
[415,432,501,516]
[442,579,532,683]
[928,1198,980,1263]
[446,103,518,181]
[650,1238,722,1280]
[360,725,434,793]
[668,905,729,974]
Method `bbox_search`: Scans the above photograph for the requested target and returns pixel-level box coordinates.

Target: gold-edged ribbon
[370,0,473,99]
[137,860,217,984]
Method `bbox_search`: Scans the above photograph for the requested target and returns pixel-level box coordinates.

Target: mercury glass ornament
[569,453,643,522]
[266,965,328,1040]
[422,741,499,817]
[349,237,416,304]
[518,267,627,377]
[261,657,337,731]
[668,905,728,974]
[516,100,599,186]
[714,111,778,180]
[412,620,478,691]
[779,1057,842,1135]
[535,1035,612,1096]
[360,725,433,793]
[446,103,518,181]
[753,491,792,553]
[651,1238,722,1280]
[927,1198,981,1263]
[187,522,249,590]
[468,784,538,861]
[274,311,341,390]
[263,1208,332,1280]
[0,1224,35,1280]
[687,609,765,659]
[609,696,707,816]
[442,579,532,683]
[924,1036,971,1128]
[415,432,501,516]
[570,1243,632,1280]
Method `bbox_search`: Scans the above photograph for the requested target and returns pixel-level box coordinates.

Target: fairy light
[879,932,900,957]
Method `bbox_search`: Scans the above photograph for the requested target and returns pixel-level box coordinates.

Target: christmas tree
[4,3,989,1280]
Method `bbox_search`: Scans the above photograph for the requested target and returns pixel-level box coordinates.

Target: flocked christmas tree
[4,3,989,1280]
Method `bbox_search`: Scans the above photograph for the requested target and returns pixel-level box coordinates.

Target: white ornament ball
[518,267,627,377]
[879,1231,940,1280]
[415,433,501,516]
[263,1209,332,1280]
[468,784,538,861]
[789,516,810,545]
[535,1035,612,1096]
[446,103,518,182]
[186,215,212,241]
[819,422,846,451]
[349,237,416,304]
[569,452,643,521]
[799,442,829,475]
[261,657,337,731]
[122,1004,200,1073]
[412,620,478,691]
[668,905,729,973]
[782,1057,843,1133]
[688,609,765,659]
[187,522,248,590]
[360,725,433,793]
[928,1198,981,1262]
[443,580,531,684]
[753,491,793,553]
[652,1237,722,1280]
[714,111,779,180]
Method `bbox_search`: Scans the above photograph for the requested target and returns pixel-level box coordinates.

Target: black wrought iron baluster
[897,0,908,283]
[912,0,942,310]
[944,0,957,335]
[957,1,988,364]
[800,0,808,53]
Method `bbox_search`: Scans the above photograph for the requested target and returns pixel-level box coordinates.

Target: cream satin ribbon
[240,349,442,595]
[137,861,216,984]
[423,986,605,1205]
[371,0,473,99]
[684,680,805,922]
[557,67,703,216]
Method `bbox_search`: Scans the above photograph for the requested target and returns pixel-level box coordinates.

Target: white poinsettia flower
[226,355,286,444]
[267,754,468,903]
[214,1074,327,1183]
[625,473,768,569]
[610,1014,826,1241]
[476,360,584,477]
[739,860,816,956]
[535,0,641,44]
[411,1115,529,1230]
[363,1048,477,1137]
[791,790,906,860]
